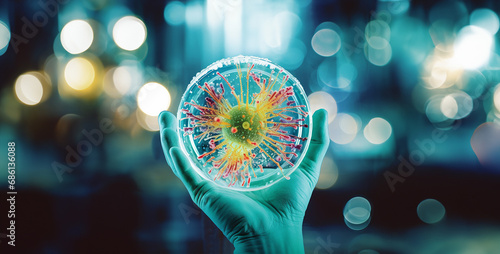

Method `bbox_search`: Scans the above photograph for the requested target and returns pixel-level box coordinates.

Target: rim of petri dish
[177,55,312,191]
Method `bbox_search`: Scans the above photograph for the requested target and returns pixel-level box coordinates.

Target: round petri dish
[177,55,311,191]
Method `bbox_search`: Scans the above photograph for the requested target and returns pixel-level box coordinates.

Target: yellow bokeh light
[422,50,463,89]
[61,20,94,54]
[15,74,43,105]
[308,91,337,123]
[137,82,171,116]
[14,72,51,106]
[316,155,339,190]
[428,65,448,88]
[113,16,147,51]
[64,57,95,90]
[136,109,160,132]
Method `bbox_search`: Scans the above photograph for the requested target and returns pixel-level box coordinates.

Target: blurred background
[1,0,500,253]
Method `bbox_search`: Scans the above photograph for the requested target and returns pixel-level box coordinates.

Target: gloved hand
[159,109,329,254]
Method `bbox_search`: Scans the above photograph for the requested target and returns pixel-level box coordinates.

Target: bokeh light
[428,67,448,89]
[311,28,341,57]
[329,113,358,144]
[64,57,96,90]
[137,82,171,116]
[103,67,133,98]
[457,71,487,99]
[426,95,449,124]
[112,66,132,95]
[0,20,10,56]
[453,25,493,70]
[15,74,44,105]
[345,217,371,231]
[365,20,391,42]
[365,42,392,66]
[431,91,474,121]
[494,86,500,112]
[60,20,94,54]
[363,117,392,144]
[113,16,147,51]
[421,51,462,90]
[440,95,458,119]
[344,197,371,230]
[164,1,185,26]
[417,199,446,224]
[14,71,51,106]
[470,8,499,35]
[486,110,500,124]
[429,20,453,52]
[316,155,339,189]
[3,1,500,252]
[308,91,337,123]
[103,60,143,98]
[136,109,161,132]
[446,91,473,119]
[364,19,392,66]
[471,122,500,167]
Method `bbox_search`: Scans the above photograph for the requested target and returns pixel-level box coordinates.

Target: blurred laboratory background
[1,0,500,253]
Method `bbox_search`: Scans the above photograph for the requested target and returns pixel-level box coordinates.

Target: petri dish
[177,55,311,191]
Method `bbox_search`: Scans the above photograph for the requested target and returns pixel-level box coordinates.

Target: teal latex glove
[159,109,329,253]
